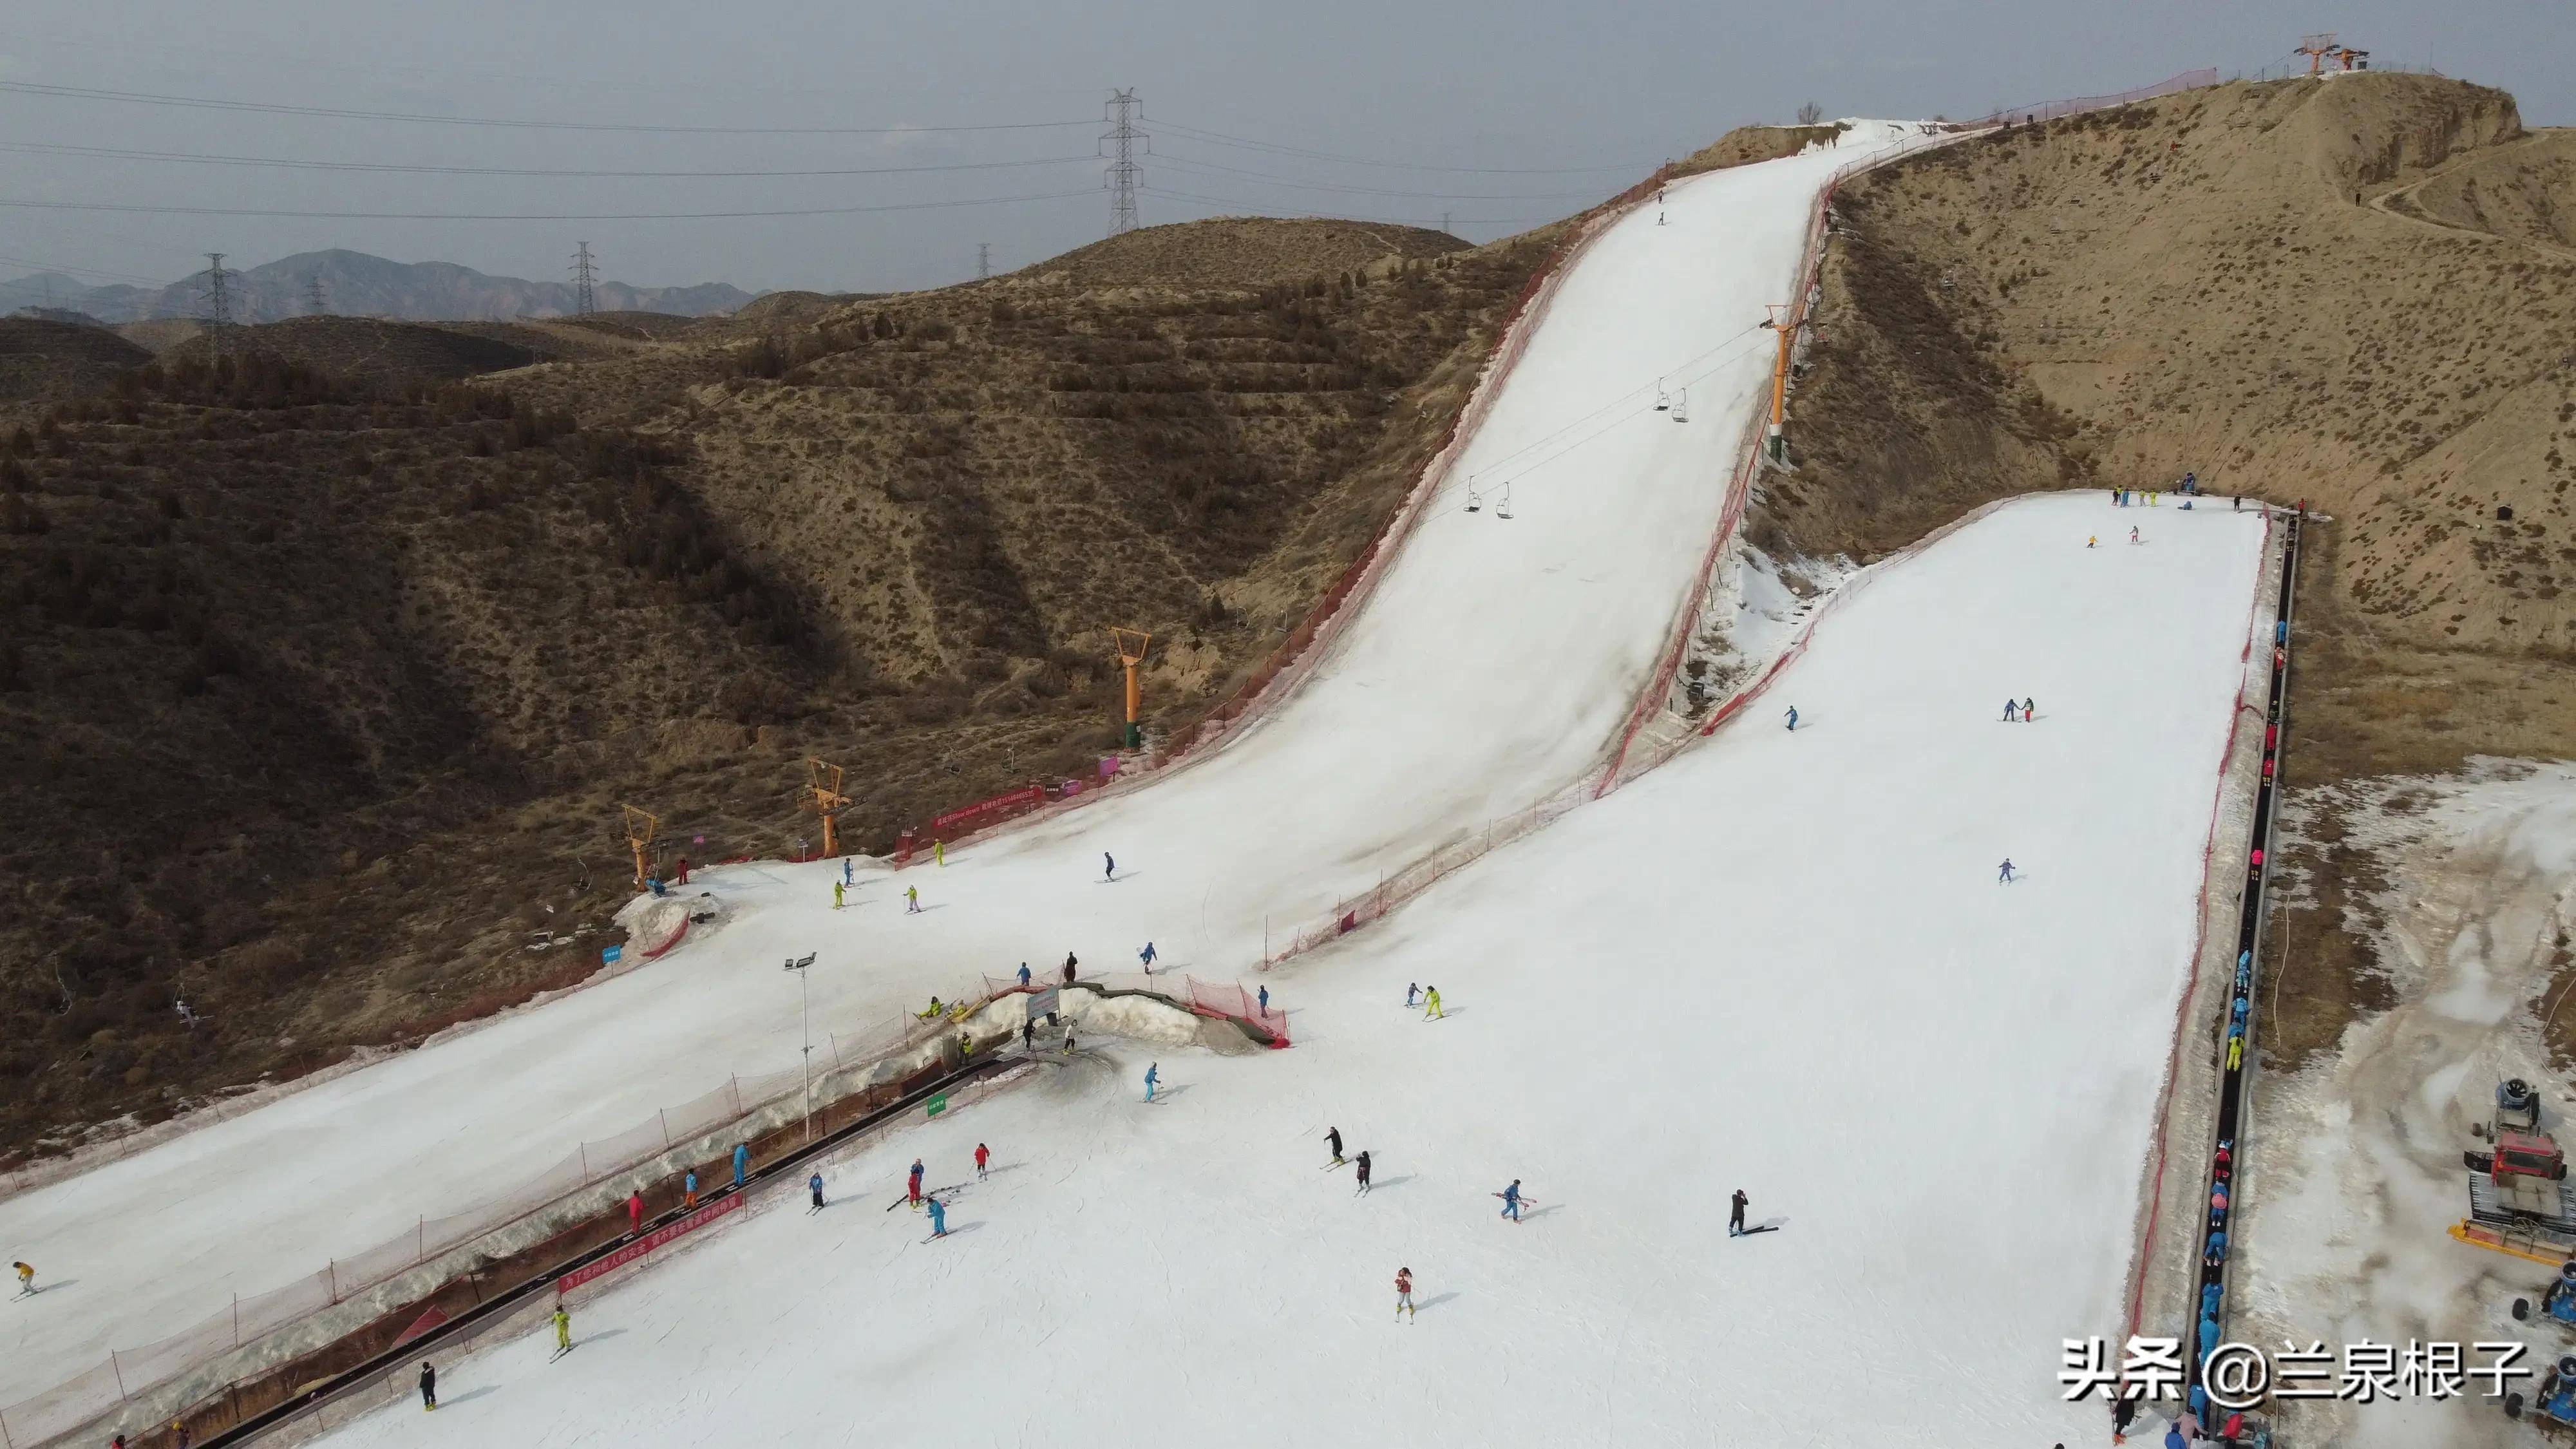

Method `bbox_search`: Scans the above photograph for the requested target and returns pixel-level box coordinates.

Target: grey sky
[0,0,2564,300]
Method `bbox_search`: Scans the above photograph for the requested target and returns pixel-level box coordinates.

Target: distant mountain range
[0,249,755,324]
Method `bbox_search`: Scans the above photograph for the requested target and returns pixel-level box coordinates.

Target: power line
[0,251,171,287]
[1102,89,1145,235]
[0,140,1100,180]
[0,79,1096,136]
[1151,120,1652,176]
[0,187,1103,222]
[570,242,597,316]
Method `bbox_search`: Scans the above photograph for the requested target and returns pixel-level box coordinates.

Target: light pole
[784,952,817,1139]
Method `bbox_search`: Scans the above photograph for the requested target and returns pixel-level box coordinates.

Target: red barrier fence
[558,1193,743,1294]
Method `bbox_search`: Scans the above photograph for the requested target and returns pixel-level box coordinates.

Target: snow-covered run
[302,494,2271,1449]
[0,122,1930,1401]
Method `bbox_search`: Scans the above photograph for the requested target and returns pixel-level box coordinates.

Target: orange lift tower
[1760,303,1795,464]
[1112,628,1152,750]
[2296,33,2340,75]
[620,804,659,889]
[804,758,851,858]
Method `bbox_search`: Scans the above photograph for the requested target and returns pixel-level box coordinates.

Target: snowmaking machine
[2515,1261,2576,1330]
[2505,1353,2576,1433]
[2453,1079,2576,1264]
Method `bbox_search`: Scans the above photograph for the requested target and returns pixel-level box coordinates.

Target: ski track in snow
[295,491,2266,1448]
[0,124,1941,1402]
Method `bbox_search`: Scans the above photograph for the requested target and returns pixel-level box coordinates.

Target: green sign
[926,1093,948,1118]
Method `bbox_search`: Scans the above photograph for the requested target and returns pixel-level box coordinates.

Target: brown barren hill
[0,317,153,401]
[166,316,545,381]
[1765,72,2576,1071]
[1024,216,1470,290]
[0,214,1583,1159]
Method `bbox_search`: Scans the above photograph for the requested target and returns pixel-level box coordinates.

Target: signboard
[925,1092,949,1119]
[601,945,623,965]
[557,1193,741,1293]
[1025,987,1061,1021]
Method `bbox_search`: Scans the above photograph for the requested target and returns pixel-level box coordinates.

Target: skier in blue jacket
[808,1172,825,1210]
[732,1142,749,1189]
[926,1195,949,1237]
[1499,1180,1523,1222]
[1144,1063,1159,1102]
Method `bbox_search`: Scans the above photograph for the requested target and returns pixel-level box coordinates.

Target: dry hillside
[1762,73,2576,1065]
[0,319,153,401]
[0,216,1569,1159]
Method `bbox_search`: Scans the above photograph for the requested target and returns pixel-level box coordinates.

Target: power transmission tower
[305,272,329,316]
[202,252,234,348]
[570,241,599,316]
[1101,89,1147,236]
[978,243,992,280]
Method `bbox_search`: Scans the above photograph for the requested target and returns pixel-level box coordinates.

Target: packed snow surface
[0,126,1942,1399]
[302,493,2268,1448]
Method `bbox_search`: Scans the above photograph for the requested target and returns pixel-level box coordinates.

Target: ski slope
[0,127,1928,1401]
[304,494,2273,1449]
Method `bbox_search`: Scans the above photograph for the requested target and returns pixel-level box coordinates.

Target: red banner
[931,786,1045,835]
[556,1192,741,1294]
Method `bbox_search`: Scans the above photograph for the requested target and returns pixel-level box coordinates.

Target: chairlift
[1654,377,1671,413]
[1495,482,1514,520]
[1464,477,1482,514]
[1671,388,1689,423]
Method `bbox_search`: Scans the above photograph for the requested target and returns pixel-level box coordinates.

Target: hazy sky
[0,1,2564,299]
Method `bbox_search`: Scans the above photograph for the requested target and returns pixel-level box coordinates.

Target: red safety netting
[0,988,996,1449]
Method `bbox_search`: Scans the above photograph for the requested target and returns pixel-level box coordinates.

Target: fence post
[232,1293,242,1347]
[658,1110,672,1150]
[417,1216,426,1265]
[109,1352,128,1399]
[728,1076,743,1116]
[579,1144,591,1182]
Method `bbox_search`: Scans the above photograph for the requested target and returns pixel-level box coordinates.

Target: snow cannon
[2501,1079,2546,1136]
[2504,1354,2576,1427]
[2512,1260,2576,1327]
